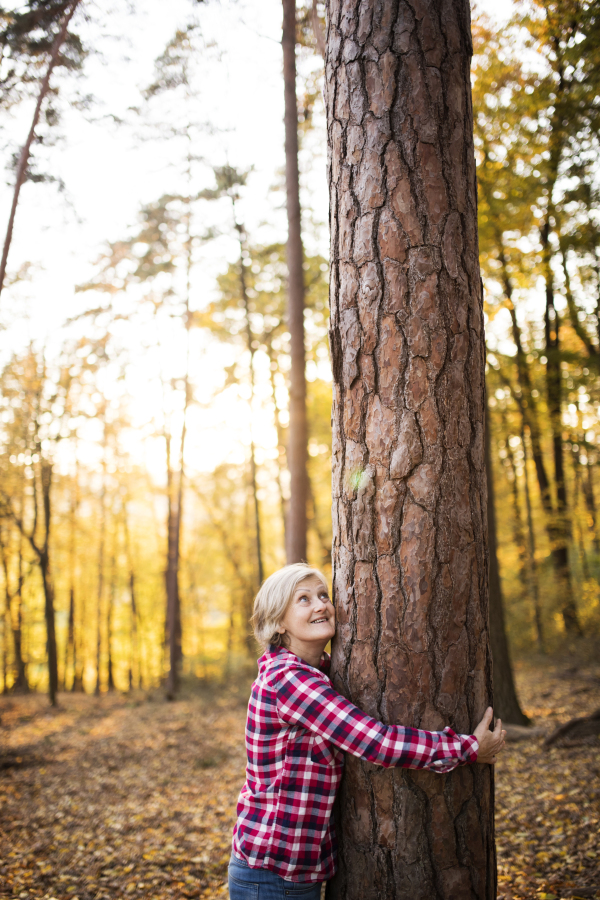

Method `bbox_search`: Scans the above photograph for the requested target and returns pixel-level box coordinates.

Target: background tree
[283,0,309,563]
[326,1,494,897]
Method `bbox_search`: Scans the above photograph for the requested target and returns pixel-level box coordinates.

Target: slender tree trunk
[542,221,581,635]
[1,601,7,693]
[166,205,194,699]
[40,461,58,706]
[521,425,544,651]
[582,450,600,554]
[326,3,495,897]
[65,469,78,691]
[0,0,81,296]
[123,508,139,690]
[265,335,289,546]
[283,0,309,563]
[95,452,107,696]
[40,553,58,706]
[307,477,331,567]
[486,408,529,726]
[65,588,75,691]
[500,256,553,515]
[0,527,28,692]
[235,218,264,586]
[107,546,116,691]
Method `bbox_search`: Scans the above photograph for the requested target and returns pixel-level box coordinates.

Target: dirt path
[0,661,598,900]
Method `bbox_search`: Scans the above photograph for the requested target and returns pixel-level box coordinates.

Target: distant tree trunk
[486,408,529,726]
[235,218,264,586]
[265,334,289,545]
[39,461,58,707]
[95,448,107,697]
[0,525,28,693]
[542,220,581,635]
[0,0,82,296]
[65,475,78,692]
[582,449,600,554]
[499,254,554,514]
[521,424,544,651]
[1,602,7,693]
[65,588,75,691]
[283,0,309,564]
[326,2,495,897]
[165,221,192,699]
[123,508,139,690]
[107,547,116,691]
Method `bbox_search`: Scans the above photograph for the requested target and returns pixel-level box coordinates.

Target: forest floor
[0,658,598,900]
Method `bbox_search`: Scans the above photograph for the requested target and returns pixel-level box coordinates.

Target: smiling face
[277,575,336,664]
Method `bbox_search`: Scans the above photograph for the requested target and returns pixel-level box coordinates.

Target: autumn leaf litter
[0,661,598,900]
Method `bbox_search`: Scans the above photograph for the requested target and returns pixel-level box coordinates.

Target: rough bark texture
[325,2,494,898]
[283,0,310,564]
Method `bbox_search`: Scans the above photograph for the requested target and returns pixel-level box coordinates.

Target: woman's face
[278,575,336,654]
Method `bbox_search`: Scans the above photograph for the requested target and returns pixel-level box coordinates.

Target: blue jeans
[228,852,323,900]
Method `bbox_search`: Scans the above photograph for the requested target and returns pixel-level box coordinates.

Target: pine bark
[326,2,494,898]
[283,0,310,563]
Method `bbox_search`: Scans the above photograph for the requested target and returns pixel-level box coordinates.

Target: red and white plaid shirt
[232,646,479,883]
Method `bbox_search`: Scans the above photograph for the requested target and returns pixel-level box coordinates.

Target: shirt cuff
[429,729,479,774]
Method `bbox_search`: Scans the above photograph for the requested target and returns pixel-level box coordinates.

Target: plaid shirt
[232,646,479,883]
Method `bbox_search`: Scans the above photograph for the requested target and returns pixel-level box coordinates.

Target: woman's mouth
[310,617,328,624]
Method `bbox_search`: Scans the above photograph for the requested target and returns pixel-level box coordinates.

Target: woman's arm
[275,666,479,773]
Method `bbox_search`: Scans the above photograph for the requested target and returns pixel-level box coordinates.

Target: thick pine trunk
[283,0,309,563]
[326,2,495,898]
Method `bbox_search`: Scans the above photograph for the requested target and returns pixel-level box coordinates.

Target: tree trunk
[542,221,581,635]
[283,0,309,564]
[123,508,139,690]
[582,450,600,554]
[235,219,264,586]
[326,3,495,898]
[107,548,116,691]
[265,335,289,543]
[95,452,107,696]
[0,525,28,692]
[0,0,81,296]
[486,408,529,726]
[521,425,544,651]
[40,552,58,706]
[65,587,75,691]
[40,461,58,706]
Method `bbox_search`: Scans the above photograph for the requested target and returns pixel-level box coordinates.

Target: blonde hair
[251,563,329,651]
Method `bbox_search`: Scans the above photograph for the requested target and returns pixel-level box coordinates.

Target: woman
[228,563,505,899]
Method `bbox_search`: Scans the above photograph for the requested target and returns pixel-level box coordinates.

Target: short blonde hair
[251,563,329,651]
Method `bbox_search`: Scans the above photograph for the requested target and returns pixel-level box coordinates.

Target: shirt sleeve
[274,665,478,773]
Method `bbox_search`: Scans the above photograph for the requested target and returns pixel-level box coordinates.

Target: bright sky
[0,0,516,479]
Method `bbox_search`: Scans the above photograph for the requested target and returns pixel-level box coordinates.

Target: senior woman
[228,563,505,900]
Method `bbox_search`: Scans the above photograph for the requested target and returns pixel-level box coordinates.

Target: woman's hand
[473,707,506,764]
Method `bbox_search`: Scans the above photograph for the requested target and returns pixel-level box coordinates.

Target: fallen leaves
[0,658,598,899]
[0,688,248,899]
[496,658,600,900]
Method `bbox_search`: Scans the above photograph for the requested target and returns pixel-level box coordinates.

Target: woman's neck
[285,638,327,669]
